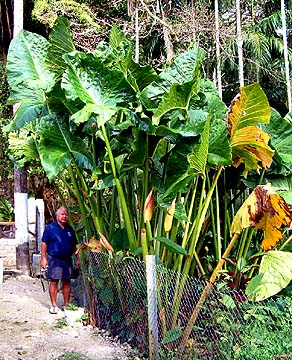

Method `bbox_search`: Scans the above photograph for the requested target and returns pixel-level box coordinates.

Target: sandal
[49,306,58,314]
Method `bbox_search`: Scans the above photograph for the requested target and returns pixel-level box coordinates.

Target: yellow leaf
[227,84,274,177]
[87,237,103,252]
[231,126,274,177]
[230,183,292,250]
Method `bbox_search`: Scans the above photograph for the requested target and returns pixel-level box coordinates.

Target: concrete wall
[0,198,45,271]
[0,238,16,269]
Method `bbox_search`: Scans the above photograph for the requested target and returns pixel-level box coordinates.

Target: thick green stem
[115,178,138,250]
[67,164,92,239]
[171,167,223,329]
[155,209,164,257]
[101,124,137,250]
[109,187,118,240]
[141,229,148,261]
[188,167,223,256]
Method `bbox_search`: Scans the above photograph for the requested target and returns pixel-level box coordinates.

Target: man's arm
[40,242,48,268]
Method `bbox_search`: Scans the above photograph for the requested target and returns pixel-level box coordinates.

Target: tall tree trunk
[157,0,175,65]
[13,0,30,274]
[135,5,139,63]
[0,0,13,62]
[236,0,244,87]
[281,0,291,112]
[214,0,222,98]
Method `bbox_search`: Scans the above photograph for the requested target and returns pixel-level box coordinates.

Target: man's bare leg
[62,279,71,306]
[49,280,59,307]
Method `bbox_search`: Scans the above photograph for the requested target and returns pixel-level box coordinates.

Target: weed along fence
[78,251,292,359]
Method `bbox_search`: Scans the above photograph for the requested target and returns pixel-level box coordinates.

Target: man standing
[40,207,80,314]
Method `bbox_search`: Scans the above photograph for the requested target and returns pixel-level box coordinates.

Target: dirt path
[0,272,134,360]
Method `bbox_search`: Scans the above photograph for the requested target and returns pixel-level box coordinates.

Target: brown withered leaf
[97,230,114,254]
[230,183,292,251]
[76,237,102,254]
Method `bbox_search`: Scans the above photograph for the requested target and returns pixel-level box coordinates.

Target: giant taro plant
[6,18,292,343]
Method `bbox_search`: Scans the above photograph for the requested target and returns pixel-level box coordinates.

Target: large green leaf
[246,251,292,301]
[127,60,158,93]
[264,108,292,164]
[8,128,40,168]
[208,119,232,166]
[187,116,210,175]
[141,49,205,111]
[62,52,136,125]
[45,16,75,80]
[107,26,158,91]
[6,29,57,127]
[8,87,47,128]
[6,30,55,90]
[152,80,196,125]
[37,114,94,180]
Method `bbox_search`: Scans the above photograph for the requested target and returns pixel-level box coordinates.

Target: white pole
[13,0,30,274]
[0,258,3,284]
[146,255,159,360]
[13,0,23,37]
[14,192,29,247]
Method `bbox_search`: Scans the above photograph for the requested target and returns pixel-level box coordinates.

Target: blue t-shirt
[42,221,77,258]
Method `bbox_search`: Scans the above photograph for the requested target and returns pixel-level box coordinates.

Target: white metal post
[146,255,159,360]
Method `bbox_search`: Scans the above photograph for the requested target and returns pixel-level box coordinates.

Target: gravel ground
[0,272,135,360]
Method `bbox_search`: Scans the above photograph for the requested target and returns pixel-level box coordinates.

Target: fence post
[146,255,159,360]
[0,257,3,284]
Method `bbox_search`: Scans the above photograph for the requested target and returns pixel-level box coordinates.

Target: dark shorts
[47,254,73,280]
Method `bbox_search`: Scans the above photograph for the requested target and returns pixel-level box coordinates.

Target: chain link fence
[74,251,292,359]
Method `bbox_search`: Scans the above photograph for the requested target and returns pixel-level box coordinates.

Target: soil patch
[0,272,135,360]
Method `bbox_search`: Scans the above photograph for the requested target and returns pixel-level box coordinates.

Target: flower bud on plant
[164,198,176,232]
[143,187,155,223]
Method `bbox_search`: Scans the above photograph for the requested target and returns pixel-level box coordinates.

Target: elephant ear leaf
[188,116,210,175]
[62,52,135,126]
[230,183,292,251]
[227,83,274,177]
[246,251,292,301]
[141,49,205,111]
[37,114,94,180]
[6,30,55,127]
[7,30,55,90]
[45,16,75,80]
